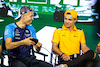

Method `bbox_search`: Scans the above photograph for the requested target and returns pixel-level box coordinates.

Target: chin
[65,25,70,28]
[26,23,30,25]
[28,22,32,25]
[28,24,31,25]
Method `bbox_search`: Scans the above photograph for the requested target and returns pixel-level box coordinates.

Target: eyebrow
[64,17,72,21]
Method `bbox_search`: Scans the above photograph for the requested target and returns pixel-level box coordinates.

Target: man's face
[23,11,34,25]
[64,16,77,28]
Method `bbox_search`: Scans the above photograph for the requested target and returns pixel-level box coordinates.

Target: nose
[64,19,68,23]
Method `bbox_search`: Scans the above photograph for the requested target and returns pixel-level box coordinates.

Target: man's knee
[84,50,95,60]
[38,60,53,67]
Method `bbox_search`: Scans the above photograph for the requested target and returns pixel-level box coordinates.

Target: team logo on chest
[25,29,31,37]
[15,29,21,40]
[15,29,20,36]
[25,30,29,33]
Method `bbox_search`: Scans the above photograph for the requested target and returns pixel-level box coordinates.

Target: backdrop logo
[27,0,47,4]
[9,0,47,4]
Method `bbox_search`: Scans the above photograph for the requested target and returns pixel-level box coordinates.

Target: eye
[69,19,72,21]
[64,18,67,20]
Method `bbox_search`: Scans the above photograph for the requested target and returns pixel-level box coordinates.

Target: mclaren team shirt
[52,24,86,55]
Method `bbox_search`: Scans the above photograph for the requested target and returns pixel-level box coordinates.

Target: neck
[16,20,26,29]
[67,26,74,32]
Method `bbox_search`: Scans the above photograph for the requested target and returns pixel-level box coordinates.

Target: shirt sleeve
[80,30,86,44]
[31,27,37,39]
[4,25,13,40]
[51,28,60,44]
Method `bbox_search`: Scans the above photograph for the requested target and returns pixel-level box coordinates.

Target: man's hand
[62,54,71,61]
[36,42,42,48]
[35,42,42,51]
[23,37,35,46]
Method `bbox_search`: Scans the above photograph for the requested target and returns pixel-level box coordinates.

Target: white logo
[15,29,20,33]
[15,37,21,39]
[25,34,30,37]
[26,30,29,33]
[15,33,20,36]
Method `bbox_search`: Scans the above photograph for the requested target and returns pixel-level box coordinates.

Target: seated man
[4,6,52,67]
[52,9,96,67]
[96,41,100,54]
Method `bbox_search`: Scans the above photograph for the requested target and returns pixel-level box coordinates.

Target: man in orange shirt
[52,9,96,67]
[96,41,100,54]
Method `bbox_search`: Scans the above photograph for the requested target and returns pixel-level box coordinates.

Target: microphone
[30,38,41,51]
[30,38,38,44]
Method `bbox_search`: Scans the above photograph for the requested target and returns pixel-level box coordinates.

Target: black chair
[0,35,48,67]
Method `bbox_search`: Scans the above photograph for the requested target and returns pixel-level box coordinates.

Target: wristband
[98,41,100,47]
[61,53,64,56]
[60,53,64,58]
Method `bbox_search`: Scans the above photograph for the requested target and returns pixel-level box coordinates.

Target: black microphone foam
[30,38,38,44]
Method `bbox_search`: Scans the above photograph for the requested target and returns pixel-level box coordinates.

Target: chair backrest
[0,35,9,67]
[2,35,6,51]
[1,35,5,66]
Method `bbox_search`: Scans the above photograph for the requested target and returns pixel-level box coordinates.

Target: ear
[74,18,77,23]
[21,14,24,17]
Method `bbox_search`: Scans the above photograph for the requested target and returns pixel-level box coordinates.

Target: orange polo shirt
[52,24,86,55]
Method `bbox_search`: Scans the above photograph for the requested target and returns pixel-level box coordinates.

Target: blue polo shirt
[4,23,37,58]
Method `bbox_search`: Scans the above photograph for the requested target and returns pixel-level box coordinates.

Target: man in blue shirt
[4,6,52,67]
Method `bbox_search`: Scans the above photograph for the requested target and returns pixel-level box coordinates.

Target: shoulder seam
[77,28,82,31]
[57,27,62,30]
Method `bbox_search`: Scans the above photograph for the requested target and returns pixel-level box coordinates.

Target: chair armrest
[34,51,48,61]
[34,51,48,56]
[1,51,16,58]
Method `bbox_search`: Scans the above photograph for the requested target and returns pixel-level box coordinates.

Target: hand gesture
[36,42,42,48]
[62,54,71,61]
[23,37,35,46]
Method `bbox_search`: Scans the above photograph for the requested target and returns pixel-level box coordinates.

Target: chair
[0,35,48,67]
[50,51,59,67]
[50,52,83,67]
[31,45,48,61]
[50,44,83,67]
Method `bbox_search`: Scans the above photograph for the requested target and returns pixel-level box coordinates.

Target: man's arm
[81,43,90,53]
[81,43,96,59]
[5,37,35,50]
[52,42,71,61]
[52,42,62,55]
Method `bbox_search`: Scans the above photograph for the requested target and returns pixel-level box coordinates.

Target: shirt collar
[62,24,77,31]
